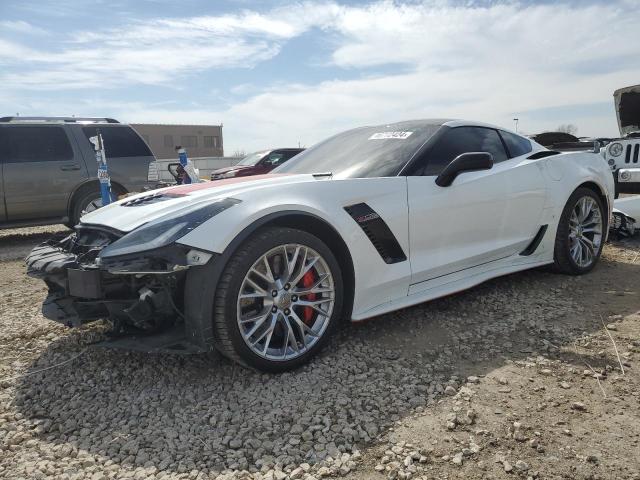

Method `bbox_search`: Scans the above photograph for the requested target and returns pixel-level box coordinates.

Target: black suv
[0,117,159,228]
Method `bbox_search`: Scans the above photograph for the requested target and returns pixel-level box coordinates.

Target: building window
[180,135,198,148]
[163,135,173,148]
[204,136,220,148]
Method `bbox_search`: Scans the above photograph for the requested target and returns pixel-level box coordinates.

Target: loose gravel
[1,227,639,480]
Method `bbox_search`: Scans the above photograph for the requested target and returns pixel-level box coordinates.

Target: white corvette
[27,119,614,371]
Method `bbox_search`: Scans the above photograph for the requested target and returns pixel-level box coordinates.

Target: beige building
[131,123,223,159]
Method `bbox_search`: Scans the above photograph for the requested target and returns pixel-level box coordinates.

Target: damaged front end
[26,198,239,352]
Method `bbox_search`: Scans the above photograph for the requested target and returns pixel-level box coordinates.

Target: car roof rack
[0,116,120,124]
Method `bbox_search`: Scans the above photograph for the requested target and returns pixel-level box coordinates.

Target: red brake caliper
[301,270,316,324]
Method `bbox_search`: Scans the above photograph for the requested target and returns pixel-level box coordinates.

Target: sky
[0,0,638,153]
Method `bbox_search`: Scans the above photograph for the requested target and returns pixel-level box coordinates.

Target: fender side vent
[344,203,407,264]
[520,225,548,256]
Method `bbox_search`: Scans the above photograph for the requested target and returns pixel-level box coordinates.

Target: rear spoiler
[548,141,601,153]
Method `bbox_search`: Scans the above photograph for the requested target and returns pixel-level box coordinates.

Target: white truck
[603,84,640,196]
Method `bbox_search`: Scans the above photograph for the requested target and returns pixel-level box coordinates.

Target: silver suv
[0,117,159,228]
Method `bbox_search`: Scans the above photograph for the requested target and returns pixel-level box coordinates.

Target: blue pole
[90,133,112,206]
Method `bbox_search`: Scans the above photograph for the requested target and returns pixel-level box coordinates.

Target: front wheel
[552,187,606,275]
[212,227,343,372]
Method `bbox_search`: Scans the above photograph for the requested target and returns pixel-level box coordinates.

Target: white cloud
[0,9,304,89]
[1,1,639,149]
[0,20,47,35]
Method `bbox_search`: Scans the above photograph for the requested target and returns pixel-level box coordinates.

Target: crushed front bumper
[25,229,208,353]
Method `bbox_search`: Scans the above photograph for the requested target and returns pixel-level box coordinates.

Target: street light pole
[513,118,519,133]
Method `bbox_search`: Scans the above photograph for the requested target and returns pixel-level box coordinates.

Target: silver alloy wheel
[568,196,603,268]
[236,244,335,361]
[83,197,103,215]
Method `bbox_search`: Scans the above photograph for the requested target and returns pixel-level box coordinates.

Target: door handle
[60,163,81,171]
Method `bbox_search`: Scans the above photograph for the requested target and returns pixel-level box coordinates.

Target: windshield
[237,150,269,166]
[275,121,443,178]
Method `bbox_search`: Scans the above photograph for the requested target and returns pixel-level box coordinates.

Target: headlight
[99,198,240,259]
[221,170,238,178]
[609,142,624,157]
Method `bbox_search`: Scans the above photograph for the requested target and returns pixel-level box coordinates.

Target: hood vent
[121,192,175,207]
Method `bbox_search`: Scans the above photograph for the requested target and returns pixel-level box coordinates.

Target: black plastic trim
[344,203,407,264]
[520,225,548,256]
[527,151,561,160]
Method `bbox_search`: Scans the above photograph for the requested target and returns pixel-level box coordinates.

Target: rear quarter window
[0,126,73,162]
[82,126,153,158]
[500,131,533,158]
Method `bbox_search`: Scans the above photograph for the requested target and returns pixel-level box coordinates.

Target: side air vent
[344,203,407,264]
[520,225,548,256]
[527,151,561,160]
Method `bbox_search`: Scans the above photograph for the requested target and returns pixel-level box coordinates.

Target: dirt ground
[0,226,638,480]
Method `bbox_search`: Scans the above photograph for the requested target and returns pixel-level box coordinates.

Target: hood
[614,85,640,136]
[80,174,314,232]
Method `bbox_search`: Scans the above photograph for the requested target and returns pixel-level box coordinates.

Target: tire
[212,227,343,372]
[69,185,122,227]
[552,187,606,275]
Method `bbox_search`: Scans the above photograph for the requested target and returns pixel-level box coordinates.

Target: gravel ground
[0,226,638,480]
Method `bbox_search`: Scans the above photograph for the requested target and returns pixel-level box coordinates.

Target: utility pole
[513,118,519,133]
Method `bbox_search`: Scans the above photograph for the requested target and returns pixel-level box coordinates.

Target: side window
[419,127,508,176]
[2,126,73,163]
[282,150,301,161]
[499,130,532,158]
[265,153,285,166]
[83,127,153,158]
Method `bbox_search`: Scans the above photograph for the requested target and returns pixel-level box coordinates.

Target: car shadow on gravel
[10,254,640,476]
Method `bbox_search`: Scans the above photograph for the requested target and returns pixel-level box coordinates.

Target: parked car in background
[602,84,640,195]
[532,85,640,197]
[210,148,304,180]
[0,117,159,228]
[529,131,581,148]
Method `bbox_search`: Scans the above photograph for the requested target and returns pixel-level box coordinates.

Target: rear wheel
[213,227,343,372]
[552,188,605,274]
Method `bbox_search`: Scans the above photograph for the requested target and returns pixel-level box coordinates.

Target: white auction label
[368,131,413,140]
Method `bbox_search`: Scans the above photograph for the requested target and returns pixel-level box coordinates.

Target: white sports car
[27,119,614,371]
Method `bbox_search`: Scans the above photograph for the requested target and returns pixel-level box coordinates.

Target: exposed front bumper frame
[26,241,212,353]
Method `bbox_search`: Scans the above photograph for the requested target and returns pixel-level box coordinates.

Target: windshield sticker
[368,131,413,140]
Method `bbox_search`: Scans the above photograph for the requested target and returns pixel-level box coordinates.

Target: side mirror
[435,152,493,187]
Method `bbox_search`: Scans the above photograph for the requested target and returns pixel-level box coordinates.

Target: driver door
[406,126,546,292]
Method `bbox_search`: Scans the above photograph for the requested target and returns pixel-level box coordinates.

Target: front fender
[178,177,412,320]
